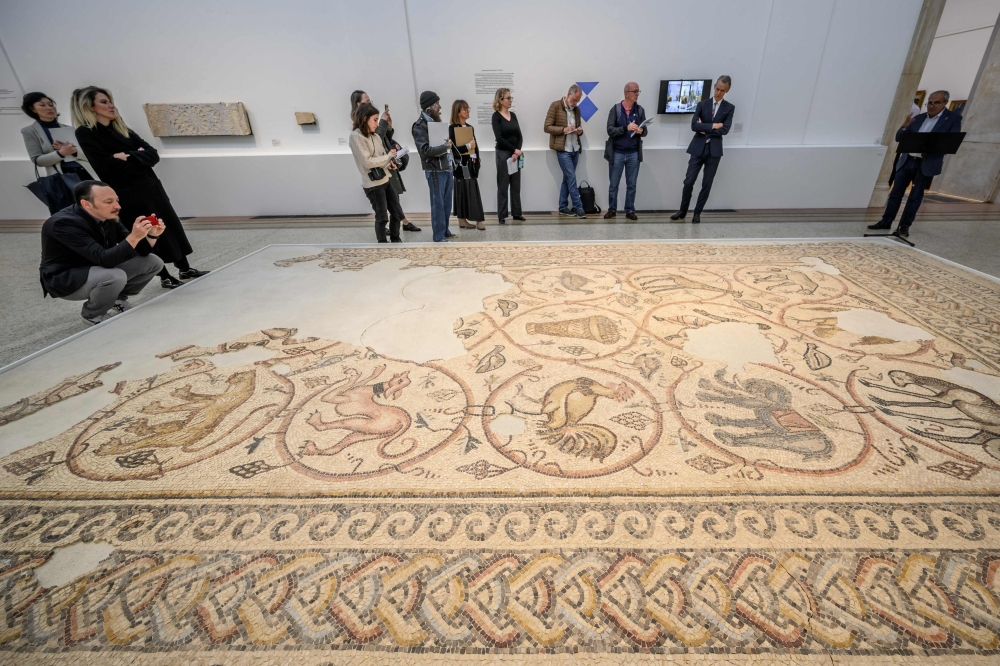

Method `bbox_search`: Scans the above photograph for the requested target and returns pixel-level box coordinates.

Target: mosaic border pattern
[0,500,997,551]
[0,547,998,654]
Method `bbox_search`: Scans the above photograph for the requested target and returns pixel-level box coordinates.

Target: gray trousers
[62,254,164,318]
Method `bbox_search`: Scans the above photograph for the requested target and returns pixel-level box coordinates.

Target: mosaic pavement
[0,240,999,664]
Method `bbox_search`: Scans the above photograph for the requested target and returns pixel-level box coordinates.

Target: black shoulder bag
[366,135,387,181]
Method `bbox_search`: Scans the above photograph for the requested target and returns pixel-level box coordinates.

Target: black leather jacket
[412,114,451,171]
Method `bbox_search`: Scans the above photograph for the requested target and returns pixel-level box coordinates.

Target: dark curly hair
[21,92,54,120]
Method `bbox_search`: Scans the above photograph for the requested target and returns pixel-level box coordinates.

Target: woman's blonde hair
[492,88,511,112]
[69,87,95,127]
[75,87,130,137]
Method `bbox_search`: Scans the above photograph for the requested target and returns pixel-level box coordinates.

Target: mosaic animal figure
[746,269,819,295]
[635,273,740,297]
[537,377,634,462]
[96,370,257,455]
[862,370,1000,456]
[697,369,833,460]
[304,365,412,457]
[558,271,594,294]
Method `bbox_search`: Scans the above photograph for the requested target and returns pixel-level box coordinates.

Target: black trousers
[364,182,402,243]
[495,149,522,219]
[880,156,933,231]
[680,149,722,215]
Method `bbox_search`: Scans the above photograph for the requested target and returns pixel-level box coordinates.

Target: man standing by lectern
[868,90,961,237]
[671,76,734,224]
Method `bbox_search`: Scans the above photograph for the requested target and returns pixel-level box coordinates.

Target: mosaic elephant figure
[697,369,833,460]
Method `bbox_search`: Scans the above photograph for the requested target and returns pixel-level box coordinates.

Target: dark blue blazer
[687,97,735,158]
[895,109,962,177]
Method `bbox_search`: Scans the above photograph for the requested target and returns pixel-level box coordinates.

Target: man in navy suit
[671,76,735,224]
[868,90,961,237]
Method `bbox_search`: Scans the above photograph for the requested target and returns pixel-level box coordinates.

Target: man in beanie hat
[412,91,456,242]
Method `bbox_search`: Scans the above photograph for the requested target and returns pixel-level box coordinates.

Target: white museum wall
[0,0,919,219]
[917,0,1000,105]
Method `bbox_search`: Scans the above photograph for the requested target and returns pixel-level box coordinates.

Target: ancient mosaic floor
[0,240,999,665]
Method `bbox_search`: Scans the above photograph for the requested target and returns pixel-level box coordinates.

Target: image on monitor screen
[658,80,711,114]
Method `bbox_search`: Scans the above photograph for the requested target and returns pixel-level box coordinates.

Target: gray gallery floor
[2,210,999,369]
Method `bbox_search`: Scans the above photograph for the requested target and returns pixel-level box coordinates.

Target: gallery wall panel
[0,0,921,218]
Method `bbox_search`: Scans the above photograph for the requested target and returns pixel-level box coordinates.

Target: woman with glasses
[491,88,524,225]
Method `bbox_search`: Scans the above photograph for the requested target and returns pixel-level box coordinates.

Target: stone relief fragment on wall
[142,102,252,136]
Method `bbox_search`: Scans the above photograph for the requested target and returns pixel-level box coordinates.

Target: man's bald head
[624,82,640,104]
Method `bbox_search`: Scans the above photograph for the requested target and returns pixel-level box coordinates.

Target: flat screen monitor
[657,80,711,114]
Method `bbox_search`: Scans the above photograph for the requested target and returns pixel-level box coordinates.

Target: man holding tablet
[604,82,649,221]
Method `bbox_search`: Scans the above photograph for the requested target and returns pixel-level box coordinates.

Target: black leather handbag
[25,164,82,214]
[366,136,387,181]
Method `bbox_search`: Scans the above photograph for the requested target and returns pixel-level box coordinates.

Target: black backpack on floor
[578,181,601,215]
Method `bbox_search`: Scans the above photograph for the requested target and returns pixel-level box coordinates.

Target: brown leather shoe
[458,220,476,229]
[477,221,486,230]
[604,211,616,219]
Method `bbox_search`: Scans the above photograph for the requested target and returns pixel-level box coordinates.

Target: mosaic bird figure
[496,299,518,317]
[558,271,594,294]
[537,377,633,462]
[476,346,506,373]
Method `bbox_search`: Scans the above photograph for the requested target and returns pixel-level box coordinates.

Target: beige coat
[349,129,394,188]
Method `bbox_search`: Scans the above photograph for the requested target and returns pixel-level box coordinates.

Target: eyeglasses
[626,90,640,94]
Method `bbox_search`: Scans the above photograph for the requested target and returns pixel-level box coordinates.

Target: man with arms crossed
[867,90,961,237]
[671,76,734,224]
[40,180,164,325]
[544,84,586,219]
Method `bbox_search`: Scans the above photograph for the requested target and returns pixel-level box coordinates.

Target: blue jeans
[425,170,454,241]
[557,150,583,212]
[608,150,639,214]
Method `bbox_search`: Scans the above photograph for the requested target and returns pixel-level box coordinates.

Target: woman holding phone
[350,102,403,243]
[74,87,205,289]
[491,88,524,225]
[350,90,420,232]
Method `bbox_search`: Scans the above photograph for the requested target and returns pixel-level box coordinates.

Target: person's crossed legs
[63,254,164,322]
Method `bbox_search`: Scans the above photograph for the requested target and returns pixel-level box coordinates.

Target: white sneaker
[113,299,133,314]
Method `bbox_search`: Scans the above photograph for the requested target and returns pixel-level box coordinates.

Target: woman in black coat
[449,99,485,230]
[74,87,206,288]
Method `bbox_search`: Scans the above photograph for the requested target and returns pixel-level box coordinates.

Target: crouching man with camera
[39,180,165,325]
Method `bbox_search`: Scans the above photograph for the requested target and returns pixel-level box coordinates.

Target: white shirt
[563,100,579,152]
[910,102,920,119]
[908,112,942,159]
[706,97,723,143]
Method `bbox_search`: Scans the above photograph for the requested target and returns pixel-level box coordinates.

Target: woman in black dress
[74,87,206,289]
[490,87,524,225]
[449,100,485,230]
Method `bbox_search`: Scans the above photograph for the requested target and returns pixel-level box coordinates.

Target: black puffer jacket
[412,114,451,171]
